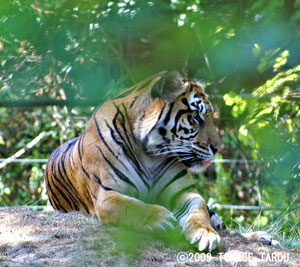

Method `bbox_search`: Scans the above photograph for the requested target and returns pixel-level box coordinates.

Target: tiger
[45,70,225,252]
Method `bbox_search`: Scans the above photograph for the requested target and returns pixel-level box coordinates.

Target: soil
[0,206,299,267]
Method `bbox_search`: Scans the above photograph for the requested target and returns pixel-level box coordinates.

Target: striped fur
[45,71,223,252]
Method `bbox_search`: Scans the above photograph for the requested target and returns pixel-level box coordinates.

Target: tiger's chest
[111,150,191,206]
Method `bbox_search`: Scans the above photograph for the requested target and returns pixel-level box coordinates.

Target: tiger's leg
[94,188,177,232]
[173,191,221,252]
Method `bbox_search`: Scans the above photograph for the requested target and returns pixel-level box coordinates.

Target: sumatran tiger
[45,71,239,252]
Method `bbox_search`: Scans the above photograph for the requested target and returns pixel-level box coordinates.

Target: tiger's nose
[209,144,223,155]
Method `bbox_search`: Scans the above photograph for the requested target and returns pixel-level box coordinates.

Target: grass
[227,206,300,250]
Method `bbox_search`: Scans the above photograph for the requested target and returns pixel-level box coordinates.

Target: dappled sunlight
[0,225,46,245]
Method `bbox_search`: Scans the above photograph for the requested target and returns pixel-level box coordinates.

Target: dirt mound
[0,207,299,266]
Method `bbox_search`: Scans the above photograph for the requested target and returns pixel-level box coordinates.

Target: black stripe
[170,185,195,210]
[178,131,198,140]
[94,114,118,158]
[170,109,189,137]
[173,198,193,218]
[94,174,113,191]
[175,199,199,221]
[49,171,77,211]
[181,98,189,107]
[53,142,90,213]
[152,158,176,184]
[93,114,128,170]
[122,103,137,144]
[158,170,187,197]
[51,145,62,159]
[112,109,128,146]
[164,102,175,125]
[105,121,123,146]
[90,190,97,200]
[57,156,84,211]
[77,136,82,162]
[48,190,68,212]
[47,148,77,211]
[174,109,189,125]
[45,172,68,212]
[81,166,91,180]
[155,103,167,126]
[111,109,151,186]
[129,96,138,108]
[144,103,166,141]
[96,145,139,194]
[190,102,199,109]
[60,144,86,201]
[49,149,78,211]
[113,104,133,147]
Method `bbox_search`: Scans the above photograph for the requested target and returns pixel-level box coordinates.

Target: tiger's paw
[184,224,221,252]
[241,231,282,247]
[144,205,178,234]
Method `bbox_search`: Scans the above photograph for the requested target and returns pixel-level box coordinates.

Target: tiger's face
[136,73,223,172]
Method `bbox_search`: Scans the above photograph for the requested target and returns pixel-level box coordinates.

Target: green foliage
[218,46,300,230]
[223,53,300,203]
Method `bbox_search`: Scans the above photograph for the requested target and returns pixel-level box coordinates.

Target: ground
[0,207,299,267]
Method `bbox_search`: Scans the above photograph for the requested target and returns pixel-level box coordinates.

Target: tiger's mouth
[180,158,214,173]
[180,157,213,168]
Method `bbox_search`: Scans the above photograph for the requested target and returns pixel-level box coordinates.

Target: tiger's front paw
[184,224,221,252]
[144,205,178,234]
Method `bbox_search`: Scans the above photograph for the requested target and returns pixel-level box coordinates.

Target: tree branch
[0,132,47,169]
[0,99,101,108]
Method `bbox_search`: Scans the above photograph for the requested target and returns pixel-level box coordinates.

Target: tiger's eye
[192,110,198,117]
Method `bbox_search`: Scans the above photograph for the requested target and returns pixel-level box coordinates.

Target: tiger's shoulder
[93,71,168,119]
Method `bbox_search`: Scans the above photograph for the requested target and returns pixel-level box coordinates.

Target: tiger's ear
[151,71,186,101]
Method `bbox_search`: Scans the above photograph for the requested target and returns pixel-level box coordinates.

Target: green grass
[227,207,300,250]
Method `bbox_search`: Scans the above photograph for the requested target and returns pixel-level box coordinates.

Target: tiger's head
[134,71,223,172]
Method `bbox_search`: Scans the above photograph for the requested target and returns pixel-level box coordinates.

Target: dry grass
[0,207,299,266]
